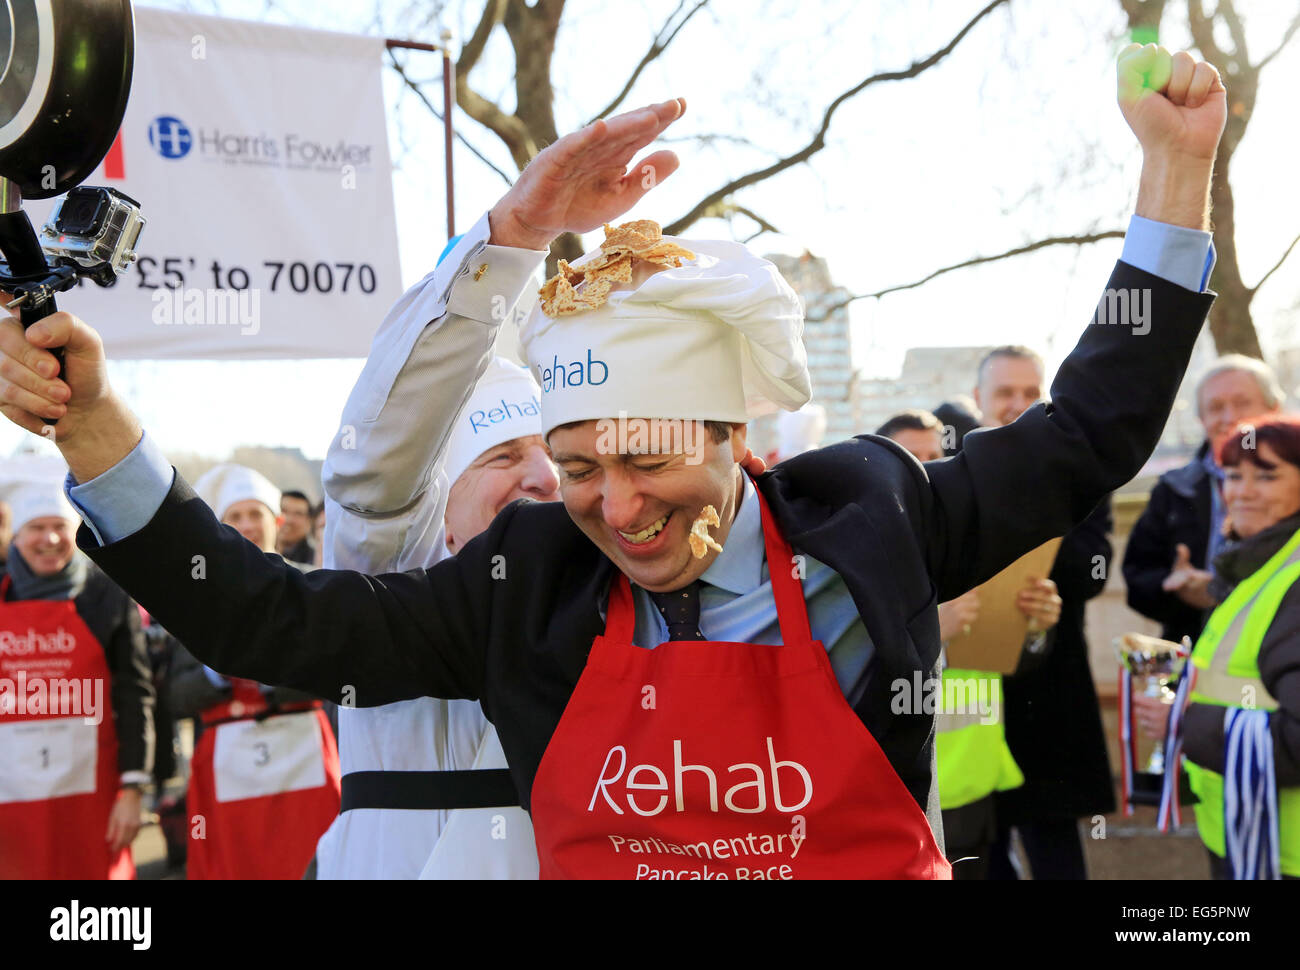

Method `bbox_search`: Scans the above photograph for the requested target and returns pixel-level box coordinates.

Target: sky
[2,0,1297,466]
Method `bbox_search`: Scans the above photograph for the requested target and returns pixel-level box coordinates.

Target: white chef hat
[193,463,282,521]
[444,357,544,486]
[518,236,811,437]
[9,481,77,531]
[776,402,828,461]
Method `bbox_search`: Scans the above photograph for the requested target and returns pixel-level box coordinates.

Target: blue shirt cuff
[65,432,175,546]
[1121,214,1216,293]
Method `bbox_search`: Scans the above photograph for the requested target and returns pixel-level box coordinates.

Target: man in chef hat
[193,463,284,554]
[316,354,559,880]
[519,227,811,595]
[0,478,154,878]
[7,51,1232,876]
[167,463,341,879]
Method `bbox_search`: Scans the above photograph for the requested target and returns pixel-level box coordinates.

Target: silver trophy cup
[1114,633,1188,775]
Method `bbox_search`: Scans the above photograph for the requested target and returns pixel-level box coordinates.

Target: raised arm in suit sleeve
[919,256,1213,602]
[322,213,545,574]
[76,469,506,710]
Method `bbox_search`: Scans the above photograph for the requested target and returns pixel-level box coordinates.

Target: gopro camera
[39,186,146,285]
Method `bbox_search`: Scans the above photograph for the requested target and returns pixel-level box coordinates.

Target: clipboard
[944,538,1063,674]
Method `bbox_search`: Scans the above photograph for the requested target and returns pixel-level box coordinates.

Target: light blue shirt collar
[700,473,765,595]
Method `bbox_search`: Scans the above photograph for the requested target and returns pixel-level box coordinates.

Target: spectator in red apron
[0,482,154,878]
[167,464,341,879]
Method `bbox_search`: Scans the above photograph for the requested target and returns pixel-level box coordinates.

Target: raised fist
[1118,44,1226,162]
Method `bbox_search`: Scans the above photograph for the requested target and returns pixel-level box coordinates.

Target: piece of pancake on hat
[521,219,812,438]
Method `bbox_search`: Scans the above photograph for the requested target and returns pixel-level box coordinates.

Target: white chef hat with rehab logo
[518,230,811,438]
[443,356,544,486]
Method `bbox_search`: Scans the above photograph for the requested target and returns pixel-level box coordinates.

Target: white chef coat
[313,215,544,879]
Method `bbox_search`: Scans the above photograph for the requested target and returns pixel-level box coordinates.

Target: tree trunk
[1204,151,1263,357]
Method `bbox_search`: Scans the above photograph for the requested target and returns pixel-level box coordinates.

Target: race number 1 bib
[0,718,98,803]
[213,711,326,803]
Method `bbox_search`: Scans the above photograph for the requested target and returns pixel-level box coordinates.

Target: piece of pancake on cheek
[688,504,722,558]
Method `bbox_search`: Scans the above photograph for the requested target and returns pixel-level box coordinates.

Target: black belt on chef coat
[340,769,521,812]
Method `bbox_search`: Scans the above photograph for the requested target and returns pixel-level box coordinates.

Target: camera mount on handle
[0,179,145,406]
[0,0,139,422]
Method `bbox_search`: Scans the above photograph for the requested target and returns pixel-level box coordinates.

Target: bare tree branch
[537,0,567,31]
[664,0,1010,235]
[1257,11,1300,69]
[804,230,1125,320]
[1119,0,1168,30]
[589,0,711,123]
[458,0,507,77]
[1250,230,1300,295]
[388,50,515,186]
[1187,1,1227,69]
[659,132,772,152]
[1217,0,1250,66]
[694,200,782,241]
[454,0,538,168]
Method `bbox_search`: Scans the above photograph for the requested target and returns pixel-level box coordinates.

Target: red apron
[0,576,135,879]
[186,679,340,879]
[530,484,951,879]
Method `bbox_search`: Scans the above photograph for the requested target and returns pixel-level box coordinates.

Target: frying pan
[0,0,135,199]
[0,0,135,410]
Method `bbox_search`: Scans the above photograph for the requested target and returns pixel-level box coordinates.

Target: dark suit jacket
[78,262,1212,844]
[998,498,1116,822]
[1122,442,1215,644]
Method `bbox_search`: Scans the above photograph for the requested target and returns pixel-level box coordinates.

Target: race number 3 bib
[0,717,98,803]
[213,711,327,803]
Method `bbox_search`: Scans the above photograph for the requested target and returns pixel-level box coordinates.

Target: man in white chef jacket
[314,278,560,878]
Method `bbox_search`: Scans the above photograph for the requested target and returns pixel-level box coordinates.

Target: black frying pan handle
[20,296,65,424]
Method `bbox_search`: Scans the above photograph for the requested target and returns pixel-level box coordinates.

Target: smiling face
[444,435,561,553]
[14,515,77,577]
[1222,442,1300,539]
[974,355,1045,428]
[547,419,748,592]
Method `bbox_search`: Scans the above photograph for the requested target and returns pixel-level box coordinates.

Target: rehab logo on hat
[444,357,545,486]
[539,350,608,393]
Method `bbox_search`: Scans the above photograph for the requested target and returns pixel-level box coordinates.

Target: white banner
[23,8,402,359]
